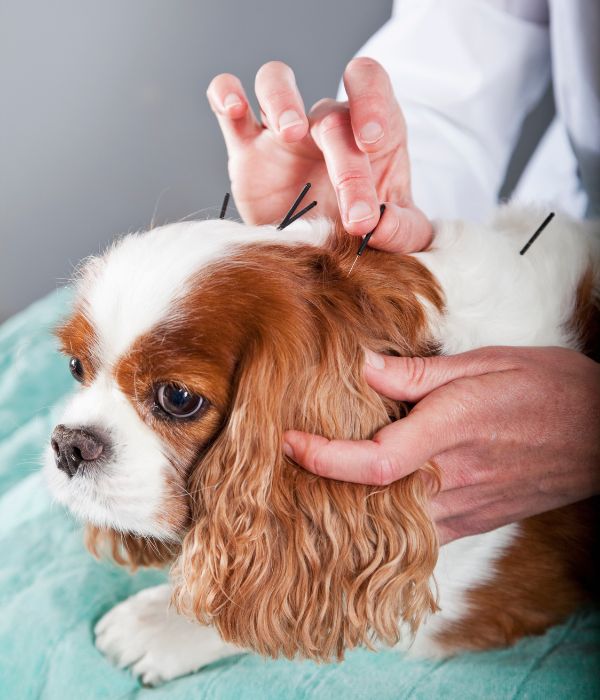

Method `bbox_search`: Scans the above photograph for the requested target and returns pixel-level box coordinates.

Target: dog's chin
[42,446,177,541]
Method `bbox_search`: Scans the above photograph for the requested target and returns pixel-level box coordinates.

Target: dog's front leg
[95,584,242,685]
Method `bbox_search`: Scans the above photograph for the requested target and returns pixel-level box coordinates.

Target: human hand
[283,347,600,544]
[207,58,432,251]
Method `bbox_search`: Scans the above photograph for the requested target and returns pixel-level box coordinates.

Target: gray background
[0,1,551,322]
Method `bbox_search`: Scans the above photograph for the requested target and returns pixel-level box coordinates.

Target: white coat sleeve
[347,0,551,221]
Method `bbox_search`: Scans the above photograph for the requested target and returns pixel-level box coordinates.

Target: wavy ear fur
[173,235,443,660]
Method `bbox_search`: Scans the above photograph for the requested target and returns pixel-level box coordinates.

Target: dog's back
[409,206,599,655]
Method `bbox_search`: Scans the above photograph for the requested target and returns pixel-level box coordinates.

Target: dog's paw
[94,584,241,685]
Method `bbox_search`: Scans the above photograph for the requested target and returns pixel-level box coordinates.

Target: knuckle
[450,464,475,491]
[368,454,397,486]
[473,346,500,364]
[333,168,370,189]
[473,346,517,372]
[319,109,350,134]
[353,91,387,109]
[311,450,331,478]
[405,356,429,387]
[443,378,475,409]
[262,87,298,107]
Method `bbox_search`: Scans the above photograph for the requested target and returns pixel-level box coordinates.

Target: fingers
[343,57,405,154]
[207,73,261,149]
[254,61,309,143]
[284,402,452,486]
[433,501,532,545]
[365,202,433,253]
[283,348,517,485]
[282,430,413,486]
[284,433,399,485]
[363,348,518,403]
[310,100,380,234]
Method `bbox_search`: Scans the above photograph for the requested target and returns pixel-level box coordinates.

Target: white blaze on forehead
[78,217,332,363]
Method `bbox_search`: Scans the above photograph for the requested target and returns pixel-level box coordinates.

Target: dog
[44,205,598,685]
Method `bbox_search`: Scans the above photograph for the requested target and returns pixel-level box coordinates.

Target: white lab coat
[347,0,600,220]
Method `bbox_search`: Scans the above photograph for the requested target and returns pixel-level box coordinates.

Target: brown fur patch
[85,525,178,569]
[55,306,98,383]
[435,500,598,652]
[570,265,600,361]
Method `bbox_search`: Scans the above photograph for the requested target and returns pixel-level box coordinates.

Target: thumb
[363,347,516,402]
[366,201,433,254]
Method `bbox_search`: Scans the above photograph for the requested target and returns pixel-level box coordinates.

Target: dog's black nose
[51,424,105,477]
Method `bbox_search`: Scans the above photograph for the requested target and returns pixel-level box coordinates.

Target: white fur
[43,370,174,539]
[94,584,240,685]
[44,205,598,683]
[416,207,599,354]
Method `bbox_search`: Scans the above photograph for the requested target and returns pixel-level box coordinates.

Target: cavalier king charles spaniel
[44,205,598,685]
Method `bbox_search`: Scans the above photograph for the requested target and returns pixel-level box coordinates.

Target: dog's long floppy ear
[173,306,440,661]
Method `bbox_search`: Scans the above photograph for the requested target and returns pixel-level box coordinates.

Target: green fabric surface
[0,288,598,699]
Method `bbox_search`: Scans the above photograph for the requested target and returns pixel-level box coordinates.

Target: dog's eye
[69,357,84,383]
[155,383,205,419]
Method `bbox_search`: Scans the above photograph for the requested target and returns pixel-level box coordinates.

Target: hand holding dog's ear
[284,349,468,487]
[284,346,600,544]
[207,58,432,250]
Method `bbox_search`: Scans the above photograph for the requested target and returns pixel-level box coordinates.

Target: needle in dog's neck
[348,204,385,276]
[277,183,318,230]
[519,212,555,255]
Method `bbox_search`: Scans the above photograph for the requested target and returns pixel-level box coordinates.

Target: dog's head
[44,217,443,659]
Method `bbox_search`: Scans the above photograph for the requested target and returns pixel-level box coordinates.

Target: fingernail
[223,93,242,110]
[347,201,374,224]
[365,349,385,370]
[360,121,384,144]
[279,109,304,131]
[283,442,295,459]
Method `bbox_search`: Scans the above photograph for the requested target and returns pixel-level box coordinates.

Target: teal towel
[0,289,598,699]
